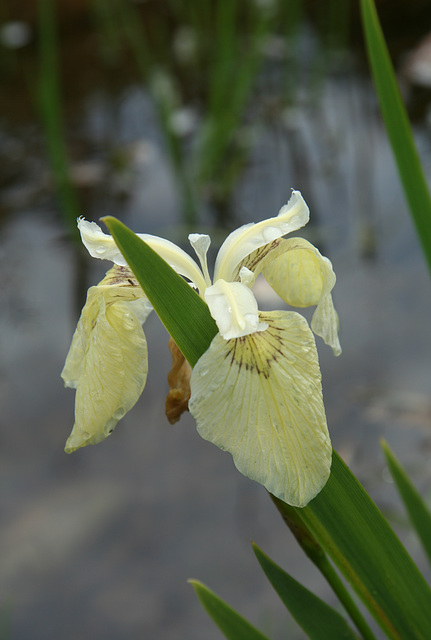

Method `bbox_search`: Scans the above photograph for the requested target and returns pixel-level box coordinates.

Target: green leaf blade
[360,0,431,273]
[190,580,271,640]
[101,216,218,366]
[382,439,431,567]
[267,500,377,640]
[292,452,431,639]
[253,543,359,640]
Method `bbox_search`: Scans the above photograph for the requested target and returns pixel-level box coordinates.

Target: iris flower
[62,190,340,506]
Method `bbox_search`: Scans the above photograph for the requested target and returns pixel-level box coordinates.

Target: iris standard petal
[189,310,332,507]
[62,267,149,452]
[214,190,309,283]
[260,238,341,356]
[78,218,207,293]
[259,238,331,306]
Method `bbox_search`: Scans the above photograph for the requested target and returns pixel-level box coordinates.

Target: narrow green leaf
[273,452,431,640]
[360,0,431,273]
[382,439,431,567]
[253,543,359,640]
[268,500,377,640]
[101,216,217,366]
[190,580,271,640]
[116,0,198,224]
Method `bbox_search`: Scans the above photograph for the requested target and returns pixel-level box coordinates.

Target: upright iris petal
[259,238,341,355]
[214,190,309,282]
[78,218,207,294]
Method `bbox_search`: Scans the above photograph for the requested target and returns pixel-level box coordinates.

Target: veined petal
[189,310,332,507]
[214,190,309,282]
[205,279,268,340]
[259,238,333,306]
[77,218,207,294]
[62,266,149,452]
[261,238,341,356]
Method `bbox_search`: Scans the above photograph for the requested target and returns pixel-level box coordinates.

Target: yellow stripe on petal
[189,311,332,507]
[62,267,149,452]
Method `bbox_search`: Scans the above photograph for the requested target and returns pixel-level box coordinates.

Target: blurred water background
[1,1,431,638]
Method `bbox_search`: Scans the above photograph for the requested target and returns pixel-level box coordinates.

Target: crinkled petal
[77,218,207,293]
[62,267,149,452]
[261,238,341,356]
[189,310,332,507]
[205,279,268,339]
[214,190,309,282]
[311,293,340,357]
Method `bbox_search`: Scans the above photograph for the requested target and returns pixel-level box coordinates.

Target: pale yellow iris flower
[62,190,340,506]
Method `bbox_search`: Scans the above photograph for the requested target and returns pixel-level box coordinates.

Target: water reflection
[1,2,431,639]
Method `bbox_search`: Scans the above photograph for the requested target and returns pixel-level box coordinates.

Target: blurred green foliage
[29,0,352,229]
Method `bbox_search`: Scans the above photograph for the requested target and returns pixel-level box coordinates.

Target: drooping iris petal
[78,218,207,294]
[61,267,150,452]
[214,190,309,283]
[205,279,268,340]
[189,310,332,507]
[259,238,341,356]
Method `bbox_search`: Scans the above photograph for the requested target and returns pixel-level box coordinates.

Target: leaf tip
[380,438,393,460]
[99,215,117,231]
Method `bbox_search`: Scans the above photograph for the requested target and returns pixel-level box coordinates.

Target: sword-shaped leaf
[382,440,431,567]
[190,580,270,640]
[253,543,360,640]
[102,216,217,366]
